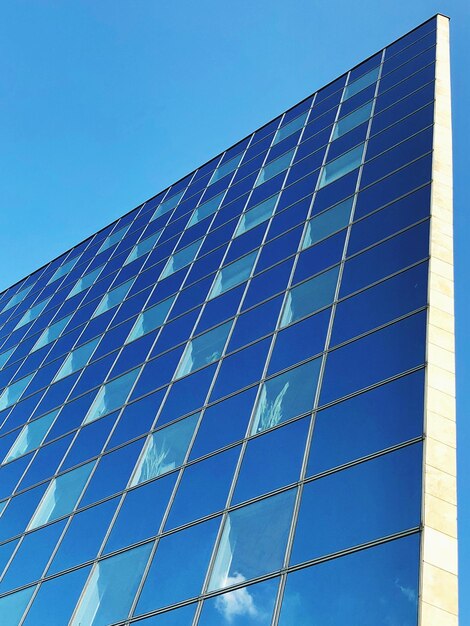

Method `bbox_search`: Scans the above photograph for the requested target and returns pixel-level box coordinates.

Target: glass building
[0,14,457,626]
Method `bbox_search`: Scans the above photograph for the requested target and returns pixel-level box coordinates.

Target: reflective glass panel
[29,461,95,529]
[126,296,175,343]
[92,279,133,317]
[208,490,296,591]
[333,100,373,139]
[273,112,308,144]
[235,194,279,236]
[32,314,72,351]
[14,297,51,330]
[70,543,152,626]
[131,413,199,486]
[318,144,364,188]
[343,66,380,99]
[251,359,321,434]
[302,197,353,249]
[175,321,232,378]
[4,410,57,462]
[209,251,257,299]
[160,240,202,279]
[188,192,225,227]
[255,149,295,187]
[85,367,141,423]
[54,337,100,381]
[67,267,102,299]
[280,266,339,327]
[125,230,162,265]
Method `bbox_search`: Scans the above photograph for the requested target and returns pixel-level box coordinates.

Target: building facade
[0,14,456,626]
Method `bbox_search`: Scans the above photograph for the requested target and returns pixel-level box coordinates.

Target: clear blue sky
[0,0,468,619]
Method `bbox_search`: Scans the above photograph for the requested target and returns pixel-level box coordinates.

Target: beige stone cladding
[420,14,458,626]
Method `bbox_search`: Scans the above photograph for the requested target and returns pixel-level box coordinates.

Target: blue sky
[0,0,468,620]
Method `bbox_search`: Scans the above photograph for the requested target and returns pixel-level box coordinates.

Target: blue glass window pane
[136,517,220,613]
[0,586,35,626]
[332,262,428,345]
[280,266,339,327]
[293,230,346,284]
[196,285,244,334]
[166,446,240,529]
[255,149,295,186]
[49,498,118,573]
[188,192,225,227]
[279,535,419,626]
[348,186,430,251]
[54,337,100,381]
[189,387,257,460]
[131,413,199,486]
[209,252,257,299]
[157,365,216,426]
[273,112,308,144]
[22,566,91,626]
[199,576,279,626]
[0,519,66,593]
[85,367,141,424]
[124,230,162,265]
[292,444,422,564]
[0,484,47,543]
[108,389,165,448]
[308,370,424,475]
[126,296,175,343]
[228,296,282,352]
[99,225,128,252]
[92,279,133,317]
[242,259,294,310]
[208,490,296,591]
[318,144,364,188]
[0,374,33,411]
[175,321,232,378]
[134,604,197,625]
[234,418,309,504]
[105,474,176,554]
[268,308,330,374]
[80,439,144,506]
[235,194,278,236]
[14,297,51,330]
[210,153,243,184]
[32,314,72,350]
[302,197,353,249]
[70,542,153,626]
[160,240,202,279]
[152,190,184,220]
[344,66,379,99]
[4,410,56,462]
[29,461,95,530]
[210,338,271,401]
[321,312,426,405]
[251,359,321,434]
[340,222,429,298]
[333,100,373,139]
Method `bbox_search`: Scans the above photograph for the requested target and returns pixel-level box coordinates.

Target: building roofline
[1,13,446,297]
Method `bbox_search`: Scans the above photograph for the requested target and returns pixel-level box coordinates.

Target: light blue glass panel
[1,286,31,313]
[273,111,308,144]
[280,266,339,327]
[255,149,295,187]
[131,413,199,486]
[188,193,225,227]
[333,101,373,139]
[14,297,51,330]
[124,230,163,265]
[251,359,321,434]
[99,225,128,252]
[160,240,202,279]
[0,586,35,625]
[47,257,76,284]
[175,321,232,378]
[199,577,279,626]
[85,367,141,424]
[210,154,243,184]
[126,296,175,343]
[208,490,296,591]
[152,190,185,221]
[32,314,72,351]
[29,461,95,529]
[134,604,196,624]
[4,410,57,462]
[67,266,103,299]
[92,279,134,317]
[235,194,279,237]
[209,252,257,299]
[0,374,34,411]
[0,348,14,369]
[70,543,152,626]
[54,337,100,381]
[302,198,353,249]
[343,66,380,100]
[318,144,364,188]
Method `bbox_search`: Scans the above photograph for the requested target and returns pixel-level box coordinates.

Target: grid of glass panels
[0,17,437,626]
